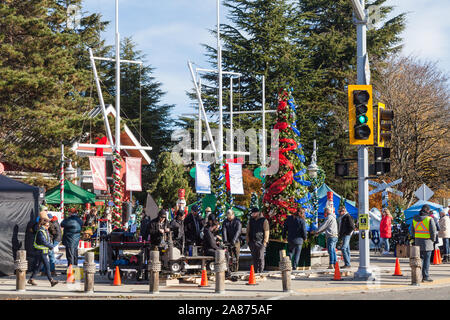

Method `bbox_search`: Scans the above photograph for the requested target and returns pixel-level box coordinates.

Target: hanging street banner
[125,157,142,191]
[89,156,107,191]
[228,162,244,195]
[195,162,211,194]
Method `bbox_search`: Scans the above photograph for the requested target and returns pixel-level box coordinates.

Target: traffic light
[372,146,391,175]
[377,103,394,148]
[348,85,374,145]
[335,162,349,177]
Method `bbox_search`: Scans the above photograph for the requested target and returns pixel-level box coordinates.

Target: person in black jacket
[28,218,58,287]
[170,209,185,251]
[61,208,83,267]
[203,220,220,257]
[149,209,170,250]
[47,215,62,276]
[338,207,355,268]
[246,207,270,274]
[282,207,308,270]
[222,209,242,271]
[184,205,204,249]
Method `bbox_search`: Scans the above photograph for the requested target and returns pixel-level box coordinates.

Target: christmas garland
[112,149,124,230]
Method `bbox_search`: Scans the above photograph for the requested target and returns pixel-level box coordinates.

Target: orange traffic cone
[393,258,403,276]
[433,249,440,265]
[113,266,121,286]
[66,264,75,283]
[199,267,209,287]
[437,249,442,264]
[333,262,342,281]
[247,265,257,285]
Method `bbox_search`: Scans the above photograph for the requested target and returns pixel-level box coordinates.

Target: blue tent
[316,184,358,219]
[404,200,443,224]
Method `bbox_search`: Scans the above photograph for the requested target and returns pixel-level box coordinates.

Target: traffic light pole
[352,0,373,281]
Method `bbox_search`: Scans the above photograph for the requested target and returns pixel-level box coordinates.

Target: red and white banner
[125,157,142,191]
[89,156,107,191]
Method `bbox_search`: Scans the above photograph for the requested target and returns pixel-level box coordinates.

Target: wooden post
[215,249,226,294]
[409,246,421,286]
[15,250,28,292]
[279,250,292,293]
[149,250,161,294]
[83,251,96,293]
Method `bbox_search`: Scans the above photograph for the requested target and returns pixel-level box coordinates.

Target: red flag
[89,156,107,191]
[125,157,142,191]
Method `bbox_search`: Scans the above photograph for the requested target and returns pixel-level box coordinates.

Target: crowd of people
[25,201,450,287]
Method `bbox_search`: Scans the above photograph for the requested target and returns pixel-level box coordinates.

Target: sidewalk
[1,251,449,299]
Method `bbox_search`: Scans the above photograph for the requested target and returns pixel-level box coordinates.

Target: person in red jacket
[379,208,393,255]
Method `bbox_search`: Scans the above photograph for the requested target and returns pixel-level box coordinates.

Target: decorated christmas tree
[211,159,228,221]
[262,87,311,239]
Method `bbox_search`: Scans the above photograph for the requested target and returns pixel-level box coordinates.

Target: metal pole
[262,75,266,167]
[217,0,223,162]
[88,48,114,146]
[15,250,27,292]
[230,77,233,154]
[115,0,121,153]
[354,0,372,281]
[60,144,64,215]
[197,76,203,162]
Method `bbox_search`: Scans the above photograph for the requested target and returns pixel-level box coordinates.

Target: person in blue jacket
[61,208,83,267]
[28,217,59,287]
[282,207,308,270]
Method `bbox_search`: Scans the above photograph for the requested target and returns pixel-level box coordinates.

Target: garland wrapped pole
[112,149,124,230]
[60,144,65,216]
[212,159,227,221]
[262,87,311,239]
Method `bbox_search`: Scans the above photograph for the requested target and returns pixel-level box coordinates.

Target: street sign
[359,214,369,230]
[414,184,434,201]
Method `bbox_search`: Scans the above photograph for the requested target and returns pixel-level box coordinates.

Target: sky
[82,0,450,120]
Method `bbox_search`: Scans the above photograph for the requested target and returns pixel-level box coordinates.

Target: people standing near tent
[184,205,204,250]
[438,209,450,263]
[282,207,307,270]
[311,207,338,269]
[222,209,242,272]
[149,209,170,250]
[410,204,437,282]
[28,217,58,287]
[379,208,393,255]
[61,208,83,268]
[338,207,355,268]
[47,214,61,276]
[170,209,185,251]
[246,207,269,274]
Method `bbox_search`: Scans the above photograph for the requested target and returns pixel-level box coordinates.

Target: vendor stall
[0,175,40,275]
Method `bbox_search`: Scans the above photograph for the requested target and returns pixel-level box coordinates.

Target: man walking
[411,204,437,282]
[338,207,355,269]
[246,207,269,274]
[222,209,242,272]
[61,208,83,268]
[282,207,307,270]
[311,207,338,269]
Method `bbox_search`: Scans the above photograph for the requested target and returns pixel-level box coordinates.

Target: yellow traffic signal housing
[377,102,394,148]
[348,85,374,145]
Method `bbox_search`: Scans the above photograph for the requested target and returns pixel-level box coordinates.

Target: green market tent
[45,180,96,205]
[187,194,244,218]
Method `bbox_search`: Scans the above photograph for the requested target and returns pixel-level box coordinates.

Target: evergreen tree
[295,0,406,199]
[147,152,194,209]
[0,0,109,172]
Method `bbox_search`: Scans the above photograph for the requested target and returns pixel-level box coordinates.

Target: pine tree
[0,0,109,172]
[147,152,194,209]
